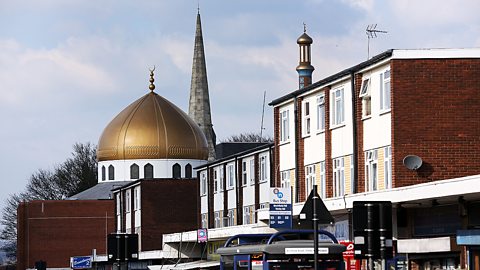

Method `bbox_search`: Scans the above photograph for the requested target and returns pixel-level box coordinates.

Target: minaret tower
[188,10,216,161]
[296,24,315,88]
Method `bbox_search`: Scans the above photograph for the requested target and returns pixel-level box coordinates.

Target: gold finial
[303,22,307,33]
[149,66,156,91]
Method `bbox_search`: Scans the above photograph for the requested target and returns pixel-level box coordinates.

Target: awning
[148,260,220,270]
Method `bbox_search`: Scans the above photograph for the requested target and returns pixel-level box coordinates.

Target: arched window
[130,164,139,179]
[185,164,192,178]
[144,163,154,179]
[101,166,106,181]
[172,163,181,179]
[108,165,115,180]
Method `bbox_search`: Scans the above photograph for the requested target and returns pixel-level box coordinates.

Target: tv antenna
[260,90,266,142]
[366,24,387,59]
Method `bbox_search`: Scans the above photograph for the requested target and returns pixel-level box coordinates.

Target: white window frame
[259,154,268,183]
[200,171,207,196]
[249,159,255,185]
[242,161,248,186]
[280,109,290,142]
[226,163,235,190]
[227,209,235,227]
[365,149,378,191]
[243,206,251,225]
[331,87,345,127]
[333,157,345,197]
[280,170,290,188]
[316,94,325,132]
[302,100,311,137]
[360,78,372,118]
[201,213,208,229]
[213,168,218,193]
[305,165,315,198]
[380,69,391,111]
[133,186,140,211]
[319,162,326,199]
[384,146,392,189]
[214,212,221,228]
[219,166,224,191]
[125,190,131,213]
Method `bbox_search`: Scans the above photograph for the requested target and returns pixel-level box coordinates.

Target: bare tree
[221,132,273,143]
[0,142,98,262]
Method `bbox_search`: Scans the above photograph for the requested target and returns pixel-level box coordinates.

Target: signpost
[269,188,292,228]
[71,256,92,269]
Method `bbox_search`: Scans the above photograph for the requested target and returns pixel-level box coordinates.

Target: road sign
[71,256,92,269]
[298,188,333,226]
[197,228,208,243]
[269,188,292,228]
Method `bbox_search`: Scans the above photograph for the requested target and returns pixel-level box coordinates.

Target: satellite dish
[403,155,423,170]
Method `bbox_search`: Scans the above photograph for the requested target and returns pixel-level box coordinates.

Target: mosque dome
[97,90,209,162]
[297,32,313,45]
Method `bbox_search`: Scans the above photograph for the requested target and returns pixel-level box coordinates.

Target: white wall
[97,159,206,182]
[279,103,296,171]
[330,80,354,159]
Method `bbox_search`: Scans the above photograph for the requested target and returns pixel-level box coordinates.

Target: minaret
[189,11,216,161]
[296,24,315,88]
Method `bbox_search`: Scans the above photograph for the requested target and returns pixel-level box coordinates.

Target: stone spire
[189,11,216,161]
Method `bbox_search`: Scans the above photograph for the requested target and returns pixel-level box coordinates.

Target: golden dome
[97,91,209,161]
[297,32,313,45]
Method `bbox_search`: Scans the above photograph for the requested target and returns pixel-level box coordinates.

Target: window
[243,206,251,225]
[226,164,234,189]
[259,155,268,182]
[101,166,106,181]
[316,95,325,131]
[305,165,315,198]
[108,165,115,180]
[200,171,207,196]
[260,203,269,209]
[133,187,140,211]
[213,169,218,193]
[125,190,131,213]
[201,213,208,229]
[331,88,345,126]
[303,100,311,136]
[319,162,326,199]
[333,157,345,197]
[242,161,247,186]
[384,146,392,189]
[172,163,181,178]
[365,149,378,191]
[185,164,192,178]
[219,166,224,191]
[249,159,255,185]
[227,209,235,227]
[380,70,391,111]
[144,163,153,179]
[280,109,290,142]
[281,170,290,188]
[360,78,371,117]
[214,212,221,228]
[130,164,139,179]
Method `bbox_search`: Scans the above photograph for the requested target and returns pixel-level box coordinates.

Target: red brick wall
[354,73,365,193]
[17,200,115,270]
[391,58,480,187]
[140,179,198,251]
[323,87,334,198]
[273,107,281,187]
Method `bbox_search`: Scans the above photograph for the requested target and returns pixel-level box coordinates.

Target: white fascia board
[298,85,326,99]
[273,99,294,109]
[139,250,164,260]
[289,174,480,214]
[392,48,480,59]
[397,237,451,253]
[357,58,391,74]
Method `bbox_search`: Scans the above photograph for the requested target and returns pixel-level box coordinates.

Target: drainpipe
[294,96,299,203]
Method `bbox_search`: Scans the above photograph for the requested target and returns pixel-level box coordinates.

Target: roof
[68,181,131,200]
[196,143,274,169]
[269,49,393,106]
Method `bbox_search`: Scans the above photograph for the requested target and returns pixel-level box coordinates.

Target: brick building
[16,200,115,270]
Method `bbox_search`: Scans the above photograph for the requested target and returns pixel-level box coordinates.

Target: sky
[0,0,479,208]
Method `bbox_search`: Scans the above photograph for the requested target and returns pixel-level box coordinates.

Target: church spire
[189,11,216,161]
